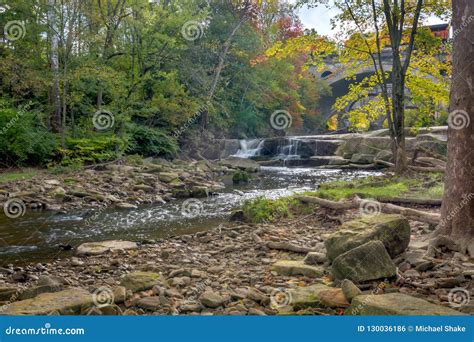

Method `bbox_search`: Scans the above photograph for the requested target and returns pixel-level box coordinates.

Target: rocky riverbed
[0,205,472,316]
[0,158,260,214]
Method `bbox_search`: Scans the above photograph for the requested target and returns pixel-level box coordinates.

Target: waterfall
[276,138,301,160]
[233,139,264,158]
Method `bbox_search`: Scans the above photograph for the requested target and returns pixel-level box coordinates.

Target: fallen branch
[266,241,314,254]
[373,159,445,173]
[414,157,446,168]
[296,195,440,225]
[297,196,355,210]
[375,197,442,206]
[415,146,447,162]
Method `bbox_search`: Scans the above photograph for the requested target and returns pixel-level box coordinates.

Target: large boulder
[1,288,93,315]
[76,240,138,256]
[347,293,466,315]
[325,214,410,262]
[220,157,260,172]
[350,153,374,164]
[120,272,164,293]
[331,241,397,282]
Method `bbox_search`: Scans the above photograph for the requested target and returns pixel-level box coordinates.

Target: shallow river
[0,167,382,265]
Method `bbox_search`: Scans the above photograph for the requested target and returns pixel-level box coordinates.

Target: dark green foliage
[126,125,178,159]
[232,170,249,184]
[0,100,57,167]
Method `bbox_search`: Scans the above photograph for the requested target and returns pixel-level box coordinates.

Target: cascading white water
[276,138,301,160]
[233,139,265,158]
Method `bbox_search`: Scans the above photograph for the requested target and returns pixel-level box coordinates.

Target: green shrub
[0,100,57,166]
[126,124,178,159]
[242,197,295,223]
[232,170,249,184]
[60,135,126,164]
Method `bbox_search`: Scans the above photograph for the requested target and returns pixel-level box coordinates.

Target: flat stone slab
[76,240,138,256]
[120,272,164,293]
[1,288,93,315]
[288,284,329,309]
[272,260,324,278]
[325,214,410,262]
[346,293,466,316]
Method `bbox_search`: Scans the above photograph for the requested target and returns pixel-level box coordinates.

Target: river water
[0,167,382,266]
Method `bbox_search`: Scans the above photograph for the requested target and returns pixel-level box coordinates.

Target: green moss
[0,170,39,183]
[306,174,444,201]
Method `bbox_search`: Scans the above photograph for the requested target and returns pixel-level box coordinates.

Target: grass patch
[304,174,444,201]
[242,197,314,223]
[0,170,39,183]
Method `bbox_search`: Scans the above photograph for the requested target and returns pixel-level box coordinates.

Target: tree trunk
[48,0,61,133]
[201,18,245,128]
[439,0,474,255]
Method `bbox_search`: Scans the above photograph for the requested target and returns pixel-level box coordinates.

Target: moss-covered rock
[220,157,260,172]
[288,284,329,309]
[331,241,397,282]
[158,172,179,183]
[1,288,93,315]
[346,293,466,316]
[272,260,324,278]
[325,214,410,262]
[120,272,164,293]
[350,153,375,164]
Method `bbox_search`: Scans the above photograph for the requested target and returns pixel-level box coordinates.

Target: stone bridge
[314,23,450,130]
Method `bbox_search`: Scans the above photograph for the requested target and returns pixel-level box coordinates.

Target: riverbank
[0,174,471,316]
[0,158,259,214]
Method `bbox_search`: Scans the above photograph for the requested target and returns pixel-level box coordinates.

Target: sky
[293,1,449,39]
